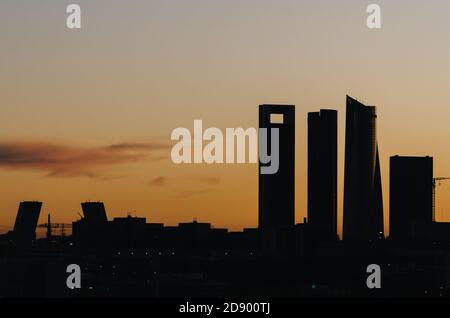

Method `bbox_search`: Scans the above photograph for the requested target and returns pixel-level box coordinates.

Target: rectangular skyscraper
[308,109,338,241]
[258,105,295,231]
[390,156,433,241]
[343,96,384,242]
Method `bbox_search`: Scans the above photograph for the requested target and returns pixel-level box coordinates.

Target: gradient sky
[1,0,450,236]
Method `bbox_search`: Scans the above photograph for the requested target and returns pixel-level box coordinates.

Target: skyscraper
[12,201,42,244]
[343,96,384,242]
[308,109,338,241]
[81,202,108,224]
[73,202,109,247]
[258,105,295,231]
[390,156,433,241]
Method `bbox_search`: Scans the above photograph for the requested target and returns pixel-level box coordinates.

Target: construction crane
[432,177,450,222]
[36,214,72,238]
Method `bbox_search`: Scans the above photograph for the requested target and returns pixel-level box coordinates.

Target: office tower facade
[390,156,433,241]
[258,105,295,231]
[81,202,108,224]
[343,96,384,242]
[308,109,338,241]
[73,202,109,247]
[12,201,42,244]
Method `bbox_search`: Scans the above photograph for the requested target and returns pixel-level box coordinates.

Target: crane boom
[432,177,450,222]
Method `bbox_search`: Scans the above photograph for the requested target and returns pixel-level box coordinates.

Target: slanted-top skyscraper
[343,96,384,242]
[12,201,42,245]
[81,201,108,224]
[308,109,338,241]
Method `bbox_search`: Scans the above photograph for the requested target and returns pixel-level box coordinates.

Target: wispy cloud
[0,141,170,178]
[193,176,221,185]
[105,143,168,152]
[173,188,214,199]
[150,176,167,187]
[149,175,220,189]
[148,174,219,198]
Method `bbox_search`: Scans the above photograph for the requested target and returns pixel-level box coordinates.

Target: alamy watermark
[366,264,381,289]
[170,120,280,175]
[66,4,81,29]
[66,264,81,289]
[367,4,381,29]
[65,4,382,32]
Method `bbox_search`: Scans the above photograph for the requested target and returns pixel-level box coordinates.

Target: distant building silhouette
[390,156,433,241]
[258,105,295,231]
[12,201,42,245]
[111,215,147,244]
[81,202,108,224]
[73,202,109,246]
[308,109,338,241]
[5,97,450,298]
[343,96,384,242]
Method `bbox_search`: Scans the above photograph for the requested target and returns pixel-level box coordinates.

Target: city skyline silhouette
[2,96,450,297]
[0,96,449,239]
[3,1,450,238]
[2,0,450,300]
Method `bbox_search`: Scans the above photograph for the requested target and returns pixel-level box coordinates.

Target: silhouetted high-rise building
[390,156,433,241]
[258,105,295,231]
[73,202,109,247]
[308,109,338,241]
[343,96,384,242]
[12,201,42,244]
[81,202,108,224]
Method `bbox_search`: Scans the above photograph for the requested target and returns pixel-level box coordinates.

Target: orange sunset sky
[1,0,450,237]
